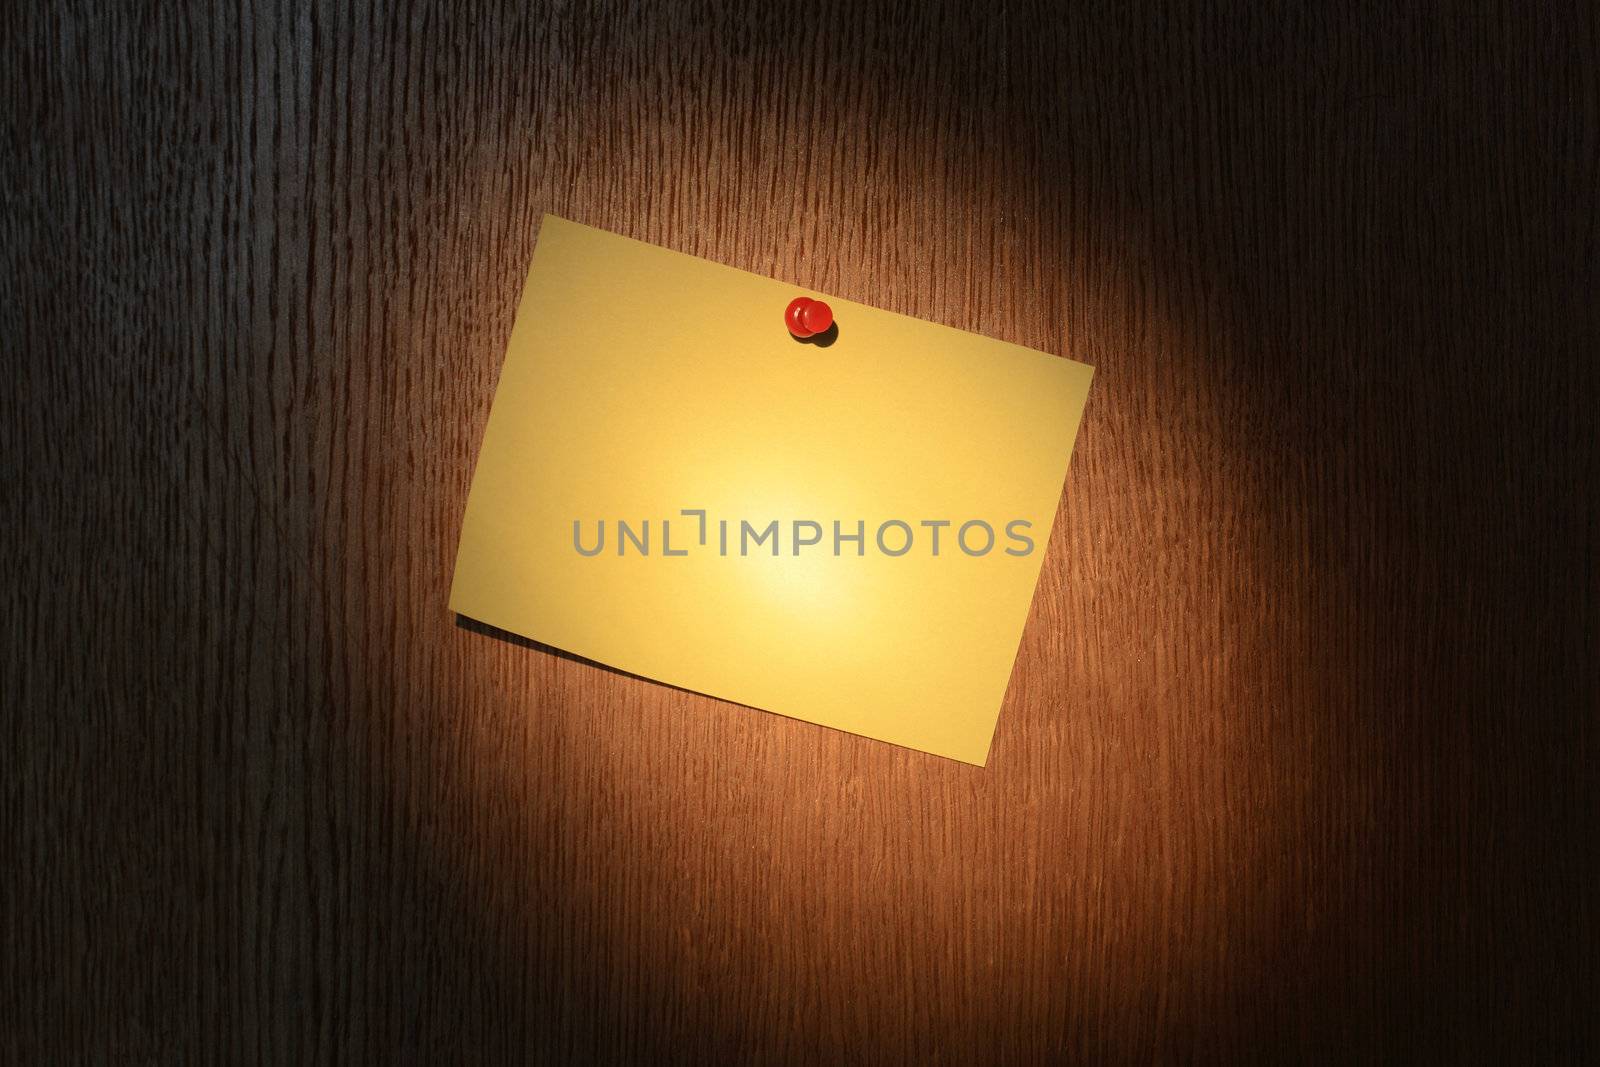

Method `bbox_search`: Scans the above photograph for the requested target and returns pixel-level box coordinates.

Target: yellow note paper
[451,216,1093,764]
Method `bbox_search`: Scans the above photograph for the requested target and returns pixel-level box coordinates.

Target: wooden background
[4,1,1594,1061]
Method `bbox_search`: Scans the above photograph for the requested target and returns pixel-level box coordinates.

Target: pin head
[785,296,833,339]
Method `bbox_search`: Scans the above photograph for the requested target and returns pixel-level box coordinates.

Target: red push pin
[785,296,834,340]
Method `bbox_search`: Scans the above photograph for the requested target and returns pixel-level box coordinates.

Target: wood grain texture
[4,1,1595,1061]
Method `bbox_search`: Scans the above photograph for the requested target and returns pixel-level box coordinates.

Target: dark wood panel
[4,1,1594,1060]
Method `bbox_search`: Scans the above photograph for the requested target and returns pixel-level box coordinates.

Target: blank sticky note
[450,216,1093,764]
